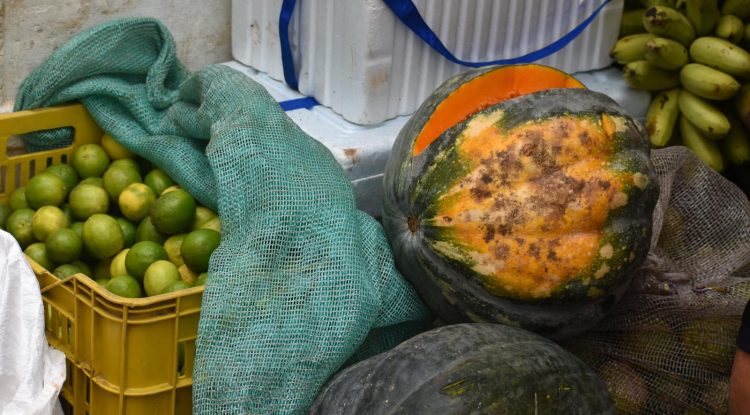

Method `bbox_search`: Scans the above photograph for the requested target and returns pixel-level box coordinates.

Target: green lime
[25,172,67,208]
[150,189,196,235]
[119,183,156,222]
[180,229,220,273]
[71,259,92,278]
[100,134,135,160]
[44,163,79,194]
[195,272,208,286]
[199,216,221,233]
[161,280,193,294]
[135,216,166,244]
[82,214,124,259]
[60,203,75,224]
[45,228,82,264]
[143,260,180,296]
[24,242,55,270]
[69,183,110,220]
[103,164,142,202]
[163,234,186,267]
[6,208,36,248]
[116,217,137,248]
[0,203,12,229]
[71,143,110,179]
[9,187,29,211]
[110,248,130,277]
[144,169,175,197]
[192,206,217,231]
[161,185,181,195]
[95,277,110,287]
[125,241,167,281]
[93,257,112,279]
[110,158,141,174]
[79,177,103,187]
[106,275,143,298]
[53,264,81,279]
[70,222,84,239]
[31,205,69,242]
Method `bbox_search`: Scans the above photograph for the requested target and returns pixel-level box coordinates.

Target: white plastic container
[232,0,624,125]
[223,61,650,218]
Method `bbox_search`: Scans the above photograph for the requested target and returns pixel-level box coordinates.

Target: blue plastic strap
[278,96,320,111]
[279,0,299,90]
[382,0,612,67]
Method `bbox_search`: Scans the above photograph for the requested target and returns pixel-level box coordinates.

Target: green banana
[685,0,720,36]
[610,34,657,64]
[623,60,681,90]
[689,37,750,78]
[714,15,744,44]
[680,63,741,100]
[677,89,731,139]
[620,9,647,36]
[646,88,681,147]
[643,6,696,47]
[644,37,689,70]
[723,114,750,165]
[721,0,750,20]
[735,84,750,131]
[680,115,725,172]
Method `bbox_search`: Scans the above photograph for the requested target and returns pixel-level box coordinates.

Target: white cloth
[0,230,65,415]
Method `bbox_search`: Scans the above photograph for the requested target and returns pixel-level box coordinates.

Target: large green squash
[382,64,659,339]
[308,323,616,414]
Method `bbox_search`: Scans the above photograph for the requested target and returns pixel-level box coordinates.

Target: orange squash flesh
[412,65,586,156]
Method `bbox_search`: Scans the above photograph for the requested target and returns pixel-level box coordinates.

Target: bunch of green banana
[612,0,750,179]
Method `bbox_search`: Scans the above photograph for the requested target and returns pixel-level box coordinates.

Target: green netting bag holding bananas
[14,18,430,414]
[564,146,750,414]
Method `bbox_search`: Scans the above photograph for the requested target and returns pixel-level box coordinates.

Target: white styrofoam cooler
[232,0,624,125]
[223,61,650,218]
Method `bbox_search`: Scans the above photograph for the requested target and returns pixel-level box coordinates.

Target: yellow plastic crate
[0,104,203,415]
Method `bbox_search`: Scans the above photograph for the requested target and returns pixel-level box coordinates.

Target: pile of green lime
[1,135,219,298]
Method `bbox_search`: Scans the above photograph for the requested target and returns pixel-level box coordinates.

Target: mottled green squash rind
[308,324,616,415]
[383,85,658,340]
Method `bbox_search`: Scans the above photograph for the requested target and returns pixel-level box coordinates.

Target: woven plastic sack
[563,146,750,414]
[14,18,430,414]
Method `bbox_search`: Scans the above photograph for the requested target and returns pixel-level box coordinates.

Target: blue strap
[382,0,612,67]
[278,96,319,111]
[279,0,300,91]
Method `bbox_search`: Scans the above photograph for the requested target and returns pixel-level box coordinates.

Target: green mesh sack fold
[14,18,430,414]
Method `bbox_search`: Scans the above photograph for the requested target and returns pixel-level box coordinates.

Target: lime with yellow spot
[150,189,196,235]
[163,233,186,267]
[103,163,142,202]
[106,275,143,298]
[79,177,103,187]
[26,172,67,208]
[161,185,181,195]
[199,216,221,233]
[125,241,167,281]
[71,143,110,178]
[181,229,220,273]
[100,134,135,160]
[45,228,82,264]
[7,208,36,248]
[143,260,180,296]
[31,205,69,242]
[9,187,29,211]
[144,169,175,196]
[25,242,55,270]
[82,214,124,259]
[69,183,109,220]
[110,248,130,277]
[192,206,217,230]
[178,264,198,285]
[119,183,156,223]
[110,158,141,174]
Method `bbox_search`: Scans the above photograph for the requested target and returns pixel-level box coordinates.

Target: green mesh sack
[14,18,430,414]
